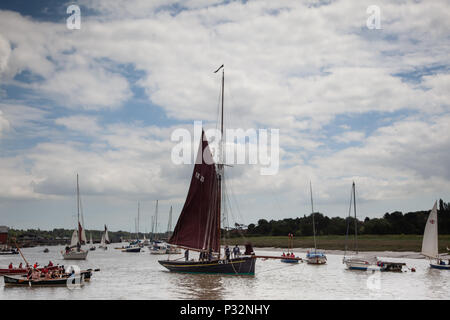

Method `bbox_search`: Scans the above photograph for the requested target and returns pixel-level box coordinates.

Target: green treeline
[240,199,450,237]
[8,229,162,244]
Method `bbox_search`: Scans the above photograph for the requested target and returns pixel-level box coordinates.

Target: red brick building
[0,226,8,245]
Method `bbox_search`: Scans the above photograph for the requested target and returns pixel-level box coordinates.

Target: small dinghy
[121,245,141,253]
[281,255,300,263]
[422,201,450,270]
[280,234,299,263]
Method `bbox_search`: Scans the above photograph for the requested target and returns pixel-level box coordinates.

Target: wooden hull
[158,256,255,275]
[4,275,83,287]
[3,269,93,286]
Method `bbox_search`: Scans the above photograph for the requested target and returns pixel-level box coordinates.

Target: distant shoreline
[222,234,450,256]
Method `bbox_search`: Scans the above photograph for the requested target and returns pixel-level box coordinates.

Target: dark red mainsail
[169,130,221,252]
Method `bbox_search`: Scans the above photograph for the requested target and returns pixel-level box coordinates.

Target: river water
[0,245,448,299]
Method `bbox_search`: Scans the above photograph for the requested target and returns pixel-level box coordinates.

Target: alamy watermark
[366,5,381,30]
[66,264,84,289]
[67,4,81,30]
[171,121,279,175]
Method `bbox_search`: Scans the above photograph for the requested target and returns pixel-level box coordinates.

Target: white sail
[421,201,439,259]
[90,233,93,245]
[105,226,110,243]
[100,233,105,246]
[70,230,78,247]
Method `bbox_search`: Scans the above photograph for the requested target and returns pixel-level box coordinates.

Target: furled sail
[421,201,439,258]
[169,130,220,252]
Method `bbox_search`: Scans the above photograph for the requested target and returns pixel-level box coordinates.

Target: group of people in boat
[25,263,68,281]
[6,260,68,280]
[8,261,54,270]
[282,252,296,258]
[184,244,251,262]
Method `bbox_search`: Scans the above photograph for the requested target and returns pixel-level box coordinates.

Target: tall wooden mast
[218,65,224,257]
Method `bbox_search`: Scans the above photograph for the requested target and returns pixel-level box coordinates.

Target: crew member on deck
[233,245,240,258]
[208,248,213,261]
[8,262,13,269]
[225,246,230,261]
[184,249,189,261]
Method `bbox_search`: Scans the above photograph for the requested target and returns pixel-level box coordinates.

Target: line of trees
[239,199,450,237]
[8,228,165,245]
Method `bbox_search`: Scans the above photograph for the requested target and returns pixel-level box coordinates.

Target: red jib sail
[169,130,220,252]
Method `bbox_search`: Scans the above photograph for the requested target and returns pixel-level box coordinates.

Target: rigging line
[222,170,248,243]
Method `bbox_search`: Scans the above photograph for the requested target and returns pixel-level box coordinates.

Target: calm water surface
[0,245,448,299]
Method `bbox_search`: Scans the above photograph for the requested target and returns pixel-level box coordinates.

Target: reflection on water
[170,273,225,300]
[0,246,449,299]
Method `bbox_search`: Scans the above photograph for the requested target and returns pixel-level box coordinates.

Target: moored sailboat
[158,65,255,275]
[61,174,88,260]
[342,182,379,271]
[421,201,450,270]
[122,202,142,253]
[306,182,327,265]
[99,225,108,250]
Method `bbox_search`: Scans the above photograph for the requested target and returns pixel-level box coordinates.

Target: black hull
[158,256,255,275]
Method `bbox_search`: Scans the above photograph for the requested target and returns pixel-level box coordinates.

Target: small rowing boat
[0,265,59,276]
[4,274,84,287]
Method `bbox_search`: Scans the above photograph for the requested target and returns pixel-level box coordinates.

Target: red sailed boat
[158,66,255,275]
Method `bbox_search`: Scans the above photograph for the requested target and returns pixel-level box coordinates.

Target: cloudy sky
[0,0,449,232]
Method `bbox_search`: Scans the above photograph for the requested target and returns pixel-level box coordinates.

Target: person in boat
[184,249,189,262]
[208,248,213,261]
[31,269,39,280]
[8,262,13,269]
[282,252,286,257]
[48,261,53,267]
[33,262,38,269]
[233,245,240,258]
[76,242,81,252]
[225,246,230,261]
[19,262,23,268]
[291,253,295,258]
[244,243,254,255]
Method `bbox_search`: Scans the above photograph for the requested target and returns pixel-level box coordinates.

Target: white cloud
[0,0,450,226]
[0,110,10,137]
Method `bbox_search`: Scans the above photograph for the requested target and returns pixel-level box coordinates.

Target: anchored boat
[61,174,89,260]
[158,65,256,275]
[306,182,327,265]
[343,182,379,271]
[421,201,450,270]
